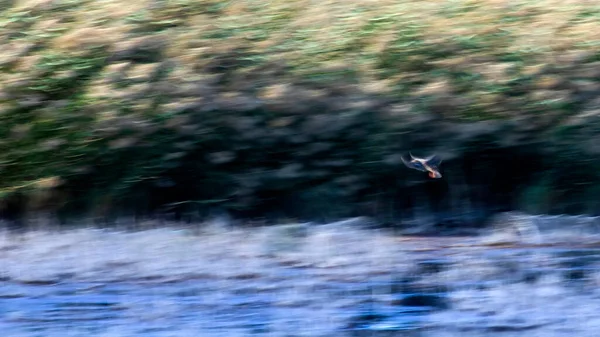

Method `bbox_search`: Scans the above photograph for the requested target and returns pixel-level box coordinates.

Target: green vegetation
[1,0,600,222]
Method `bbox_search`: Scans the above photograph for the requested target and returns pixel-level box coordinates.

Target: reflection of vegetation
[0,0,599,220]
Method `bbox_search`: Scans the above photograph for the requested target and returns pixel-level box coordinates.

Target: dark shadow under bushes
[0,141,580,231]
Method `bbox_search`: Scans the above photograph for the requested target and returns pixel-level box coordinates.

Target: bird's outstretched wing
[424,155,442,169]
[401,154,426,172]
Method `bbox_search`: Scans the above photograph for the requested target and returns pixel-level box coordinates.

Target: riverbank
[3,217,600,336]
[1,0,600,223]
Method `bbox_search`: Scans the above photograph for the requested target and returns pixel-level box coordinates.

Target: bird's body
[401,153,442,178]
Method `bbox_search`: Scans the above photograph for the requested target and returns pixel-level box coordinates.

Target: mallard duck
[401,153,442,178]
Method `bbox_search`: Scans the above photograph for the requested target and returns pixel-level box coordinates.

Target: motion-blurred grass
[1,0,600,221]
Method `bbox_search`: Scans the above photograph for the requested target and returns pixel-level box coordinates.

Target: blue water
[3,238,600,336]
[1,277,445,336]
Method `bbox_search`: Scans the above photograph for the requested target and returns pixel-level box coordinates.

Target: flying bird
[401,153,442,179]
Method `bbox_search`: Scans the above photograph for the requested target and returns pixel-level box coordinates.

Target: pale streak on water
[2,216,600,336]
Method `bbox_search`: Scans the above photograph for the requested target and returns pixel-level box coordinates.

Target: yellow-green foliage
[0,0,600,216]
